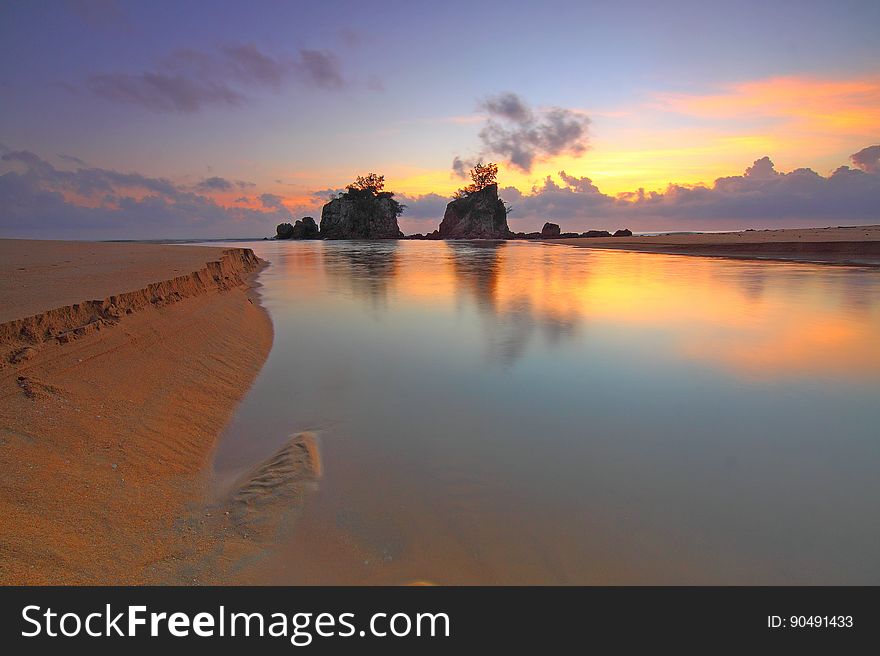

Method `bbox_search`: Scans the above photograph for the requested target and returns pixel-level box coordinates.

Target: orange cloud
[654,75,880,135]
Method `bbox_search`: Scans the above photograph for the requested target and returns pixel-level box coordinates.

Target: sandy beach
[0,240,277,584]
[546,225,880,266]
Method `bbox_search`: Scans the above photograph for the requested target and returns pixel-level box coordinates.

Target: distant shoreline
[541,225,880,267]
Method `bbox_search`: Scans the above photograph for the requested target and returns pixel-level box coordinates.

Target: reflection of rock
[322,241,400,307]
[613,228,633,237]
[439,184,510,239]
[276,217,319,239]
[541,222,561,238]
[445,241,504,310]
[320,194,402,239]
[445,241,581,366]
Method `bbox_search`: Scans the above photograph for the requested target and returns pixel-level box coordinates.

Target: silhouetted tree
[338,172,405,216]
[454,162,499,199]
[347,173,385,195]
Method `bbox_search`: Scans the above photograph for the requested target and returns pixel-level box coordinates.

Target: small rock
[541,222,561,238]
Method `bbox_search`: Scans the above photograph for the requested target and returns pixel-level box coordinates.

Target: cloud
[851,145,880,173]
[451,156,472,179]
[220,43,288,89]
[297,49,344,89]
[454,93,591,173]
[4,146,878,239]
[195,176,234,192]
[497,147,880,232]
[482,92,532,123]
[654,76,880,138]
[0,150,290,239]
[57,153,88,167]
[259,193,286,209]
[86,43,354,112]
[88,72,244,113]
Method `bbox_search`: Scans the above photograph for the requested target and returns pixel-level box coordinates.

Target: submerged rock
[320,192,402,239]
[438,184,510,239]
[541,222,561,238]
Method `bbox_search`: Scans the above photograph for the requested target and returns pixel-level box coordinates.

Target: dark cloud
[88,72,244,113]
[0,151,289,239]
[220,43,288,89]
[297,49,344,89]
[195,176,234,192]
[259,193,286,209]
[454,93,591,173]
[192,177,254,193]
[86,43,353,112]
[482,92,532,123]
[851,145,880,173]
[451,156,472,179]
[57,153,88,167]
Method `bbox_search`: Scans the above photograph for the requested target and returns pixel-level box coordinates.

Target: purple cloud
[0,150,290,239]
[86,43,358,113]
[851,145,880,174]
[88,72,244,113]
[499,150,880,232]
[195,176,234,192]
[454,93,591,173]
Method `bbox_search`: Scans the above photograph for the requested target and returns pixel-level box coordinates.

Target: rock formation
[275,222,294,239]
[541,222,561,238]
[320,191,403,239]
[581,230,611,238]
[613,228,633,237]
[276,217,319,240]
[438,184,510,239]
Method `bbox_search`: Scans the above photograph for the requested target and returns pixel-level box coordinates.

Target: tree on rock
[454,162,499,199]
[440,163,511,239]
[336,173,405,217]
[321,173,405,239]
[348,173,386,195]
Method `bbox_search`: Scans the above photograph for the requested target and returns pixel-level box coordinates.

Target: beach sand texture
[0,241,281,584]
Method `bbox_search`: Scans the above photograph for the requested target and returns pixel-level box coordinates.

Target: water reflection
[322,241,400,309]
[444,241,581,366]
[210,239,880,584]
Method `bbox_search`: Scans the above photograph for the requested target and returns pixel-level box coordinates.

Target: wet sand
[0,240,284,584]
[546,225,880,266]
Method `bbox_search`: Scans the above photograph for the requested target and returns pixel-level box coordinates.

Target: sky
[1,0,879,238]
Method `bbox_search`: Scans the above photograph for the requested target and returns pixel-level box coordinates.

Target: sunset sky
[1,0,879,238]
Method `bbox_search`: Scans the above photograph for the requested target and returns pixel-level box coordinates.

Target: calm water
[209,240,880,584]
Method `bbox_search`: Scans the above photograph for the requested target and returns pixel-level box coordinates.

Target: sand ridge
[0,241,281,584]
